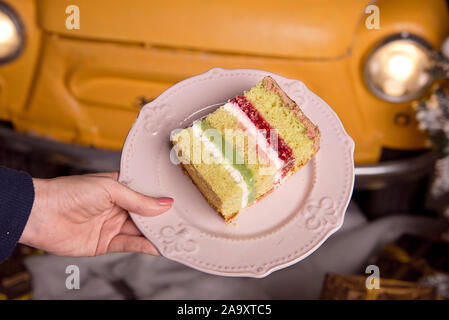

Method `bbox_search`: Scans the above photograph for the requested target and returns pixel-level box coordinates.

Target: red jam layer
[231,96,295,174]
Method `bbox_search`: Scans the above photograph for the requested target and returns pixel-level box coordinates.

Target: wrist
[19,178,49,249]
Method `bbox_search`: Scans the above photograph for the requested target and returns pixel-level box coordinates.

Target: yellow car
[0,0,448,187]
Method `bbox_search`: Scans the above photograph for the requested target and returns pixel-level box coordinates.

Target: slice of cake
[171,76,320,221]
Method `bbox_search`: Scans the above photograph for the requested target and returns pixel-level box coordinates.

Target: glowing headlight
[364,34,432,103]
[0,2,24,64]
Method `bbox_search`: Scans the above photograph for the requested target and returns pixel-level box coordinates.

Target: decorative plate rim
[119,67,355,278]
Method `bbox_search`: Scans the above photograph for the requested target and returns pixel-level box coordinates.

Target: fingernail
[158,197,174,206]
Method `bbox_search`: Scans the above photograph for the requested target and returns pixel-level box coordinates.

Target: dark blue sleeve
[0,166,35,263]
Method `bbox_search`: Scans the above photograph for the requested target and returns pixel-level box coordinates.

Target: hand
[19,172,173,257]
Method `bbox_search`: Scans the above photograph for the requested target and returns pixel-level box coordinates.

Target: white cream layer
[192,122,249,209]
[223,102,285,183]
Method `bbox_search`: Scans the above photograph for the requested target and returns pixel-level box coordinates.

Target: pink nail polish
[158,197,174,206]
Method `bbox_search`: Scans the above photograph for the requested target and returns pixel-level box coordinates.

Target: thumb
[107,180,173,216]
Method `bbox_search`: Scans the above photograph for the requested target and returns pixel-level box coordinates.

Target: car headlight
[364,33,432,103]
[0,1,24,65]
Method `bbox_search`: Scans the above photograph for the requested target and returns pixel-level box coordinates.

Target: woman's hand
[19,172,172,257]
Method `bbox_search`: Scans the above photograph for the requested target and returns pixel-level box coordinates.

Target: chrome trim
[355,151,438,190]
[0,126,121,172]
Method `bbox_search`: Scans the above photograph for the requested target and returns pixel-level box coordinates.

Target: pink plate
[119,68,355,278]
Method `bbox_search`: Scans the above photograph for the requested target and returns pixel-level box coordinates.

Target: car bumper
[0,125,437,189]
[0,125,121,172]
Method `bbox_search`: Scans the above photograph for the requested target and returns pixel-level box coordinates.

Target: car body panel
[1,0,448,164]
[37,0,370,59]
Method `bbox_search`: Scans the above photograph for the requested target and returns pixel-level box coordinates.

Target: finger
[87,172,119,180]
[120,219,143,236]
[108,180,173,217]
[94,209,129,255]
[107,234,160,256]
